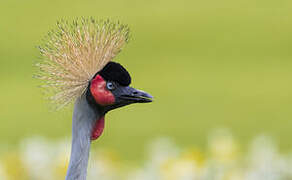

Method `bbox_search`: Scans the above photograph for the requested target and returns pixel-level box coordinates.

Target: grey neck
[65,95,100,180]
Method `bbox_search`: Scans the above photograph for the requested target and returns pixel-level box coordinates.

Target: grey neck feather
[65,95,100,180]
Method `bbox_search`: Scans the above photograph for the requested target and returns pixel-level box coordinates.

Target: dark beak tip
[142,94,153,103]
[144,98,153,103]
[119,87,153,103]
[137,96,153,103]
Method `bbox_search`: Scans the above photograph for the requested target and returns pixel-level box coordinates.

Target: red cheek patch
[90,75,115,106]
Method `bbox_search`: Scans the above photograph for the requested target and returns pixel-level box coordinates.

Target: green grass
[1,0,292,161]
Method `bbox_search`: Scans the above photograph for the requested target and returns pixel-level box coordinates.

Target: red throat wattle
[89,75,114,141]
[91,116,105,140]
[90,75,115,106]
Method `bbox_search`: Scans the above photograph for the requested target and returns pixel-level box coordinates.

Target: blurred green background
[1,0,292,161]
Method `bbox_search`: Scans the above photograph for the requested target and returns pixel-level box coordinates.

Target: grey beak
[119,87,153,103]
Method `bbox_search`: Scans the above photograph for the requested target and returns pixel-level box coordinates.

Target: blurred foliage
[1,0,292,161]
[1,130,292,180]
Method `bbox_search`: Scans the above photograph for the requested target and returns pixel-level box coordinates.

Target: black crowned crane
[36,18,152,180]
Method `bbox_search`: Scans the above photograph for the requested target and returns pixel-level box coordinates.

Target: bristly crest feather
[35,17,130,109]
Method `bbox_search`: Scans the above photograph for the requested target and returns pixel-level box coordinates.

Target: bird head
[87,61,153,112]
[86,62,153,140]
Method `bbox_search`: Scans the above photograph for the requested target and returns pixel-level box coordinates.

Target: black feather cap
[98,62,131,86]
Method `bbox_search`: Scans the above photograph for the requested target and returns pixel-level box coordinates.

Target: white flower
[245,135,287,180]
[20,137,56,180]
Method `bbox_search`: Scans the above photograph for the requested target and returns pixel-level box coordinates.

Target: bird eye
[106,82,115,90]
